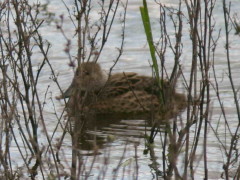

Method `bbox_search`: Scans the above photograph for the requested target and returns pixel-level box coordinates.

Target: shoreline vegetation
[0,0,240,179]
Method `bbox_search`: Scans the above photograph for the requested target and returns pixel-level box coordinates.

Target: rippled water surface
[6,0,240,179]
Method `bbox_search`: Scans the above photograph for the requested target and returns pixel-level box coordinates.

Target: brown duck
[59,62,186,120]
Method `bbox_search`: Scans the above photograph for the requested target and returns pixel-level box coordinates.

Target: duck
[58,62,187,120]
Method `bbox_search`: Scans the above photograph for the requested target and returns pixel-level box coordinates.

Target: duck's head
[57,62,107,99]
[73,62,107,91]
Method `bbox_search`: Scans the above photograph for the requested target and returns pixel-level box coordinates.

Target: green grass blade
[140,0,164,103]
[140,0,159,79]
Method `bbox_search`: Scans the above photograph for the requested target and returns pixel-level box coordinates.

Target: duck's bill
[56,83,73,100]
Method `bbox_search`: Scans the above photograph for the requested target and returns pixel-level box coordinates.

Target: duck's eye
[84,71,90,75]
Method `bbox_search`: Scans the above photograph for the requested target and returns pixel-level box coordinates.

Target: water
[2,0,240,179]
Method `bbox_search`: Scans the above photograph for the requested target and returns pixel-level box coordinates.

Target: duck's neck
[97,71,108,90]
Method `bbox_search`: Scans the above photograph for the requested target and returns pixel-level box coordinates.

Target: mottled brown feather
[60,62,186,120]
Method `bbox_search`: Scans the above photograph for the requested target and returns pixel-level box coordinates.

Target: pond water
[3,0,240,179]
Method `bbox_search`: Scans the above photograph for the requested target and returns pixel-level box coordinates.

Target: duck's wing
[97,72,135,98]
[92,90,160,114]
[99,72,161,98]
